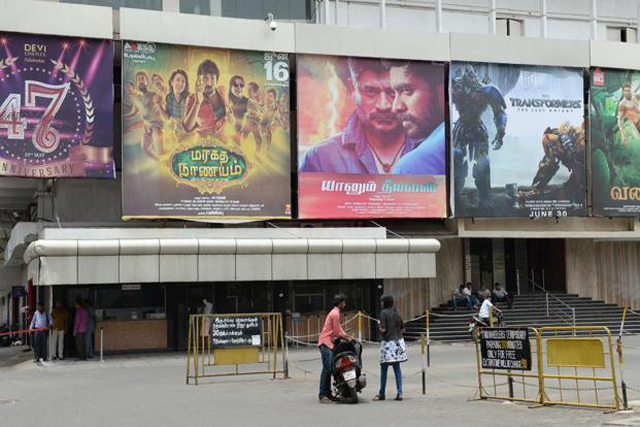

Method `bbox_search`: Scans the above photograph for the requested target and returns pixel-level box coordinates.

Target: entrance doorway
[468,238,566,294]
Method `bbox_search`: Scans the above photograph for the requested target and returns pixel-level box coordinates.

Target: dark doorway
[166,285,188,351]
[527,239,566,293]
[470,238,567,295]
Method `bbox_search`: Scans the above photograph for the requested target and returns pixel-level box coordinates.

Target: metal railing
[528,279,576,328]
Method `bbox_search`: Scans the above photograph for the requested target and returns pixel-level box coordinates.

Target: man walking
[51,301,69,360]
[29,302,52,363]
[317,294,352,403]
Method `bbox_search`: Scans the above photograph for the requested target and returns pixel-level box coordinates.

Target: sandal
[372,395,386,401]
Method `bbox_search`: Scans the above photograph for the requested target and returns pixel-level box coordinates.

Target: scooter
[468,312,504,339]
[0,324,20,347]
[331,337,367,404]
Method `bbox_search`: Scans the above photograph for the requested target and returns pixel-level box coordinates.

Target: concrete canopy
[24,238,440,286]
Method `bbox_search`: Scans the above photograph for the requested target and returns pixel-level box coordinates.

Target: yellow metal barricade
[537,326,621,411]
[474,327,543,404]
[186,313,286,385]
[474,325,621,411]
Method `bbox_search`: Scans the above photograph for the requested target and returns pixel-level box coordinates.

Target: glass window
[61,0,162,10]
[180,0,210,15]
[94,284,165,320]
[221,0,311,21]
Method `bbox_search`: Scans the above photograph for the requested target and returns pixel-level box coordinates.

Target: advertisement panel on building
[0,32,114,178]
[590,67,640,216]
[122,41,291,219]
[296,54,446,219]
[450,62,585,218]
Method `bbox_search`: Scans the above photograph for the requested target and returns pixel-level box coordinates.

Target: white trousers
[50,329,65,358]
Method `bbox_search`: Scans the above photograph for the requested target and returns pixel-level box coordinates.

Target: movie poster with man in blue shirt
[297,54,446,219]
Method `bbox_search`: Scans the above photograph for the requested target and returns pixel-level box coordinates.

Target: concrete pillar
[435,0,442,33]
[540,0,547,38]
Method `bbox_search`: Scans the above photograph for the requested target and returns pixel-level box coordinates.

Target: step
[420,293,637,341]
[408,317,640,330]
[410,325,640,338]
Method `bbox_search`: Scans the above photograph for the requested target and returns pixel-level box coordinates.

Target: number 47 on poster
[0,80,70,153]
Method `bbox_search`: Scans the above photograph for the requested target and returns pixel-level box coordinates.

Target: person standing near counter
[84,299,96,359]
[51,301,69,360]
[74,299,88,361]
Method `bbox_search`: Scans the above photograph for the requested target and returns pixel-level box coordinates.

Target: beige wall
[566,239,640,310]
[384,238,463,320]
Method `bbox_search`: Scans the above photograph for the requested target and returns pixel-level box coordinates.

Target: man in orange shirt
[317,294,352,403]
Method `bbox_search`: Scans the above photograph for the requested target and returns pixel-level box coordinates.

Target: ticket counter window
[94,285,165,321]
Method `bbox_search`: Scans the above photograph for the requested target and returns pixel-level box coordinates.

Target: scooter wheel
[349,388,358,404]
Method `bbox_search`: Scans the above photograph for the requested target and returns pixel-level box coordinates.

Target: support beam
[590,0,598,40]
[637,4,640,43]
[540,0,547,38]
[163,0,179,12]
[489,0,497,35]
[324,0,330,25]
[435,0,442,33]
[380,0,386,30]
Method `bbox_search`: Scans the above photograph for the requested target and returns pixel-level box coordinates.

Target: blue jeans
[379,362,403,398]
[85,329,94,358]
[319,345,333,398]
[452,296,470,308]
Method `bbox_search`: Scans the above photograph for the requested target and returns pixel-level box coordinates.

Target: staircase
[405,293,640,342]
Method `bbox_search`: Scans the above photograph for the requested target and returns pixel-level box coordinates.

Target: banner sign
[590,67,640,216]
[479,328,531,370]
[297,54,446,219]
[450,62,585,218]
[0,32,114,178]
[211,316,262,348]
[122,41,291,219]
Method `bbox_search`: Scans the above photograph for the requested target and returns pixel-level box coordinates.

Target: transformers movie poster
[450,62,585,218]
[122,41,291,219]
[590,67,640,216]
[297,54,446,219]
[0,32,114,178]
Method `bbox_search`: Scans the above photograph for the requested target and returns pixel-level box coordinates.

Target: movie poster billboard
[590,67,640,216]
[450,62,585,218]
[122,41,291,219]
[297,54,446,219]
[0,32,114,178]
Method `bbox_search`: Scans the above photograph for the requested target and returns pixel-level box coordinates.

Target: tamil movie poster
[297,54,446,219]
[0,32,114,178]
[590,67,640,216]
[122,41,291,219]
[450,62,585,218]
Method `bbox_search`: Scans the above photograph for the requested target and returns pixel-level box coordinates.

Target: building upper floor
[33,0,640,43]
[2,0,640,257]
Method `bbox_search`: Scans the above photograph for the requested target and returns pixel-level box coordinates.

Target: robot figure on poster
[451,65,507,213]
[519,121,585,200]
